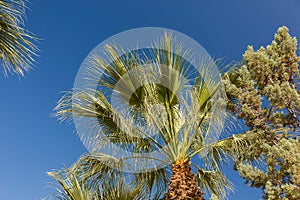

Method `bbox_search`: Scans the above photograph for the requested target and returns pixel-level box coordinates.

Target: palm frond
[194,167,233,200]
[70,152,124,185]
[131,167,171,199]
[0,0,38,76]
[48,170,96,200]
[48,168,144,200]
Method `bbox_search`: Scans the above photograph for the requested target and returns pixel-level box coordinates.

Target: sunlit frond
[0,0,38,76]
[70,152,124,185]
[131,167,171,199]
[59,153,170,199]
[48,168,144,200]
[48,170,96,200]
[194,167,233,200]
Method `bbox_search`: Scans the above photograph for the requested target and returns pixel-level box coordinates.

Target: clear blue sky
[0,0,299,199]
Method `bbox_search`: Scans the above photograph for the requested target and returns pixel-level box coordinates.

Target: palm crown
[53,33,248,199]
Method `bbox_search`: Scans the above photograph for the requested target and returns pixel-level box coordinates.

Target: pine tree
[223,26,300,199]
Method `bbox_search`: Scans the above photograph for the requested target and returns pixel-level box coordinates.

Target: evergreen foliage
[223,26,300,199]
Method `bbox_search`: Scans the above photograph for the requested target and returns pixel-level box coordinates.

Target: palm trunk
[166,158,204,200]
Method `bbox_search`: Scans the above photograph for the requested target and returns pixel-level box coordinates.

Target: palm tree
[54,34,249,199]
[0,0,37,76]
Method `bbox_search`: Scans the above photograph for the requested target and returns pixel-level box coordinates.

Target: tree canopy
[223,26,300,199]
